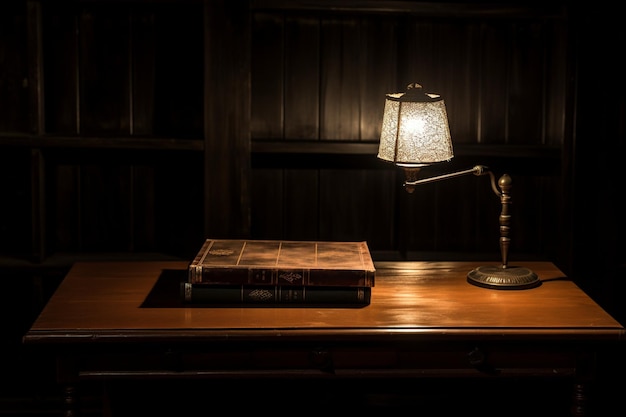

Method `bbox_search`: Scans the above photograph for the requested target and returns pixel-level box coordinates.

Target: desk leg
[57,355,80,417]
[62,384,78,417]
[571,382,592,417]
[571,351,596,417]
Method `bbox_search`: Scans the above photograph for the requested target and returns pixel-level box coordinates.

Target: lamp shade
[377,83,453,166]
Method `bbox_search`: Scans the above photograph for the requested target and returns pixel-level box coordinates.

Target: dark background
[1,0,624,415]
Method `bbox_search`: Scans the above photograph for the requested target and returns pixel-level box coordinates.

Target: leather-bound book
[188,239,375,287]
[181,282,371,305]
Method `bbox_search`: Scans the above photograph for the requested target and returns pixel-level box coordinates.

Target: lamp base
[467,265,541,290]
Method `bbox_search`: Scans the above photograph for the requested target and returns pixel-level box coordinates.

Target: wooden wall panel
[37,2,205,256]
[440,23,481,145]
[0,149,32,257]
[320,17,361,141]
[318,169,396,246]
[204,0,251,239]
[478,22,509,144]
[151,4,203,139]
[130,165,156,251]
[153,154,204,257]
[43,3,78,134]
[2,0,572,263]
[284,15,319,140]
[282,169,320,240]
[250,168,321,241]
[78,163,132,251]
[359,16,397,141]
[0,2,30,134]
[399,21,437,92]
[400,180,437,252]
[43,2,204,138]
[130,9,156,136]
[506,22,545,145]
[50,164,80,251]
[251,12,284,139]
[433,176,485,252]
[251,169,284,239]
[78,5,131,135]
[543,19,570,145]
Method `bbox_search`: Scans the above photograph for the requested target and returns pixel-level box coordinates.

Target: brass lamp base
[467,265,541,290]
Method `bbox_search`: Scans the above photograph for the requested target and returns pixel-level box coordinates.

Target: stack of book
[181,239,376,305]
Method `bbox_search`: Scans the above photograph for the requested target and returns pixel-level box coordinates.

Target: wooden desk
[24,261,624,416]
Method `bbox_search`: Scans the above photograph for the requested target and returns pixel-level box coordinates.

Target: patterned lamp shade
[377,83,454,167]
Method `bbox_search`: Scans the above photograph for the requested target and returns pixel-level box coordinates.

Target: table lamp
[378,83,540,290]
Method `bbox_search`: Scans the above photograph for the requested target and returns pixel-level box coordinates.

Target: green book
[180,282,371,305]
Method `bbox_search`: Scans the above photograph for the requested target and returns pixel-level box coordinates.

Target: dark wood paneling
[151,3,203,138]
[282,169,320,240]
[359,16,397,141]
[543,19,570,146]
[43,2,79,134]
[79,164,132,250]
[0,1,30,134]
[479,21,509,144]
[130,8,157,136]
[131,165,156,251]
[251,168,284,238]
[0,149,32,257]
[1,0,575,264]
[284,15,320,140]
[153,154,204,257]
[78,4,131,135]
[42,148,203,256]
[506,22,545,145]
[320,17,361,140]
[204,0,251,238]
[318,169,395,244]
[251,12,284,139]
[51,163,80,250]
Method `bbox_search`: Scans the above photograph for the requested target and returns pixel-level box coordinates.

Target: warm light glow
[378,85,453,166]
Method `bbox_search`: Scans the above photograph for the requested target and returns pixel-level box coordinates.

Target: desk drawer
[64,343,584,380]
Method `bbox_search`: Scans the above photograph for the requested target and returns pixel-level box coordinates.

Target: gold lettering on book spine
[278,271,303,284]
[248,289,274,301]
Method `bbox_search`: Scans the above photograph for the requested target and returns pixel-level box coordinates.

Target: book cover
[180,282,371,305]
[188,239,375,287]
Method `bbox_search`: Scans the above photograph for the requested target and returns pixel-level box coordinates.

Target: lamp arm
[404,165,500,196]
[403,164,513,270]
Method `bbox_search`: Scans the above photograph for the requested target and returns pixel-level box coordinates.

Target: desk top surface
[24,261,625,343]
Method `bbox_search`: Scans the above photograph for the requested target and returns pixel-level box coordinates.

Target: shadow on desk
[140,269,369,309]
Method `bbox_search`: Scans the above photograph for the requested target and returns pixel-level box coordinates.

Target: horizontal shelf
[252,140,561,157]
[252,140,380,155]
[249,0,567,19]
[0,134,203,152]
[0,135,562,175]
[251,141,562,175]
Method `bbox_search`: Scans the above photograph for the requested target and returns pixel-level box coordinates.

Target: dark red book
[188,239,375,287]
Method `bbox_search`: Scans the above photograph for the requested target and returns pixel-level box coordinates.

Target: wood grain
[25,261,624,341]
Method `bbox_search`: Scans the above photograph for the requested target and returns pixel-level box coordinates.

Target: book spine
[190,267,375,287]
[180,283,371,305]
